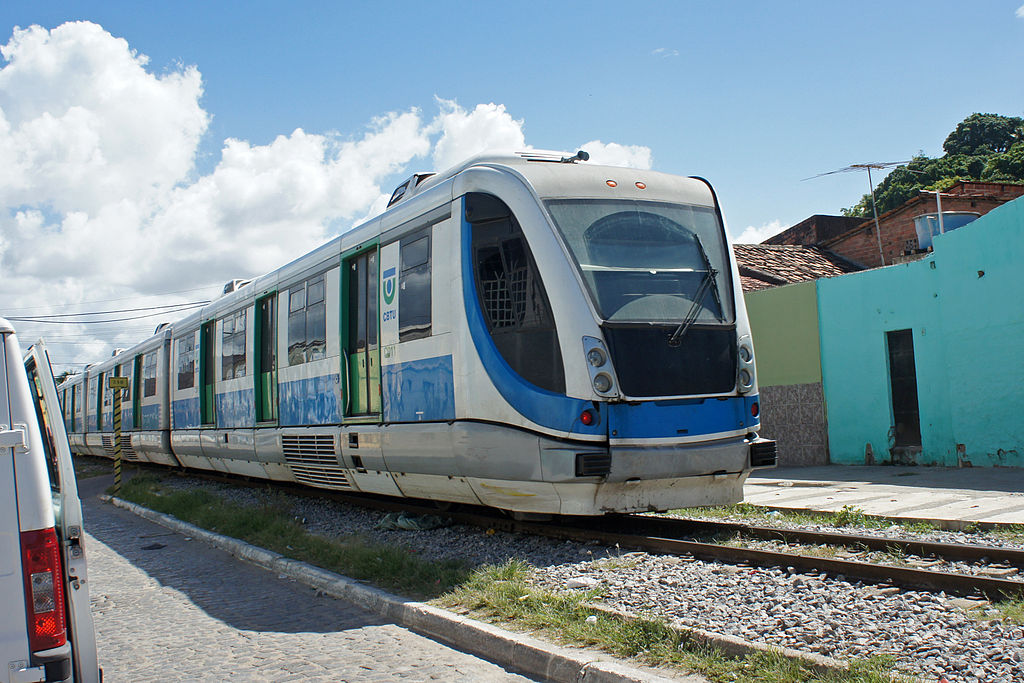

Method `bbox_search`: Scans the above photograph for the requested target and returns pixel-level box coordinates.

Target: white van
[1,318,99,683]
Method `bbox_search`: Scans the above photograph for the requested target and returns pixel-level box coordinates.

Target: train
[57,150,776,517]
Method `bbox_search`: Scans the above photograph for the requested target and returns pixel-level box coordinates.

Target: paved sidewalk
[80,474,697,683]
[79,476,536,682]
[746,465,1024,528]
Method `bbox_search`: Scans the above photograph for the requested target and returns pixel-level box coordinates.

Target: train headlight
[583,336,619,397]
[736,335,756,395]
[738,345,753,363]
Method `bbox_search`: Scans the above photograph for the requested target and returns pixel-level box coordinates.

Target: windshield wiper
[668,237,723,347]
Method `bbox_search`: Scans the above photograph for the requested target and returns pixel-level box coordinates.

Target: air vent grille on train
[281,434,351,490]
[101,434,139,461]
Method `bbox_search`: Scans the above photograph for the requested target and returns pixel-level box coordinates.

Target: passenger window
[118,363,133,400]
[288,276,327,364]
[399,230,431,342]
[141,353,157,396]
[177,334,196,390]
[221,309,247,380]
[306,278,326,361]
[467,192,565,394]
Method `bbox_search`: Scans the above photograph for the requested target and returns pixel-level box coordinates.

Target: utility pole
[803,160,911,268]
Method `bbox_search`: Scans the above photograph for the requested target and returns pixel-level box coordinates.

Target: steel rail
[508,520,1024,601]
[601,516,1024,567]
[160,466,1023,600]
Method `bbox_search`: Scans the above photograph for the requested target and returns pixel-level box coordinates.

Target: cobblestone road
[78,476,534,682]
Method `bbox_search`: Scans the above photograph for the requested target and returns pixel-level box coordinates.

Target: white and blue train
[57,151,775,516]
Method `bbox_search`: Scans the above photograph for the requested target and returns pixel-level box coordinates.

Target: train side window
[177,334,196,389]
[142,353,158,396]
[117,362,132,402]
[399,230,431,342]
[221,309,247,379]
[305,278,326,361]
[287,277,327,364]
[468,192,565,394]
[288,287,306,365]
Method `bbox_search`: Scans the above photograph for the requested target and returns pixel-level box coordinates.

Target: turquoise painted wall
[818,197,1024,466]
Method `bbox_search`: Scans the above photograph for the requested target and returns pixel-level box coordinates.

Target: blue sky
[1,1,1023,364]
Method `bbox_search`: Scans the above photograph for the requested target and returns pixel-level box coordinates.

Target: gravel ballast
[158,474,1024,682]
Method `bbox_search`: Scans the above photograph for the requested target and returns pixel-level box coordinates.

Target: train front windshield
[545,200,735,324]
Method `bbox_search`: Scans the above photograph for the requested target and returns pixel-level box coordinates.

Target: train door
[200,321,217,425]
[345,248,381,417]
[255,293,278,423]
[95,371,104,430]
[132,355,143,428]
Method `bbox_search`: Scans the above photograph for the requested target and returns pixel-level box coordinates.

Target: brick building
[767,181,1024,268]
[763,215,865,249]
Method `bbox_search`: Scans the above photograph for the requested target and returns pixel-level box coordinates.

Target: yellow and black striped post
[108,376,129,495]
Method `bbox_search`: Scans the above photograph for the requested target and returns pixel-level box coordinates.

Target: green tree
[982,141,1024,181]
[943,113,1024,155]
[842,113,1024,216]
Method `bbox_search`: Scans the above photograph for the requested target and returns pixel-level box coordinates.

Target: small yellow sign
[108,376,129,389]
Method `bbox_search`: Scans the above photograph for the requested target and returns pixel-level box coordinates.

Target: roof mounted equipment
[560,150,590,163]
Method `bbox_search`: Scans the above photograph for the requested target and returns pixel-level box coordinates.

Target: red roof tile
[732,244,862,292]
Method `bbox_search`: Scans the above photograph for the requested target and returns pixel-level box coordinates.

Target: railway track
[151,465,1024,601]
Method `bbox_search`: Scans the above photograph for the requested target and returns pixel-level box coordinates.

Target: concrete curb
[102,495,700,683]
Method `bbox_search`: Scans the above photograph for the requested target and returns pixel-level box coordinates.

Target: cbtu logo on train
[382,267,397,305]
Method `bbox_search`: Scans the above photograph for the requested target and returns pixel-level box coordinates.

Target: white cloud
[730,219,785,244]
[0,22,208,213]
[651,47,680,58]
[429,99,528,171]
[1017,4,1024,18]
[578,140,652,169]
[0,22,654,365]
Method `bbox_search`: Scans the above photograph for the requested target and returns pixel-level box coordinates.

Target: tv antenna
[803,161,910,266]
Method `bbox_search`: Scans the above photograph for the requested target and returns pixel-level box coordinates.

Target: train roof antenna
[560,150,590,163]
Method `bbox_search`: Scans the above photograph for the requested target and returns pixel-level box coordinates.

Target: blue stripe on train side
[141,403,161,430]
[278,373,341,426]
[172,396,201,428]
[608,395,761,440]
[382,355,455,422]
[460,203,603,437]
[216,387,255,428]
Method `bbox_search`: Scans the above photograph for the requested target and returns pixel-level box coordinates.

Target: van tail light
[20,528,67,652]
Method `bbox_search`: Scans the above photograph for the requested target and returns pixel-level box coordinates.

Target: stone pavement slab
[79,475,699,683]
[746,465,1024,528]
[79,476,537,682]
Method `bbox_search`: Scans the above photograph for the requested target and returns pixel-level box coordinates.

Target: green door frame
[132,355,143,429]
[200,321,216,426]
[341,241,381,423]
[95,372,104,430]
[254,292,279,424]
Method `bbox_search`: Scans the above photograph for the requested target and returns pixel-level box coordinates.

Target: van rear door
[24,343,99,683]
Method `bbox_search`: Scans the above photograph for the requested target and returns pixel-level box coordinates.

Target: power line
[7,300,209,320]
[6,302,205,324]
[802,161,912,267]
[1,285,217,313]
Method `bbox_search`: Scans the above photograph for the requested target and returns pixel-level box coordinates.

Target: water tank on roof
[913,212,981,250]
